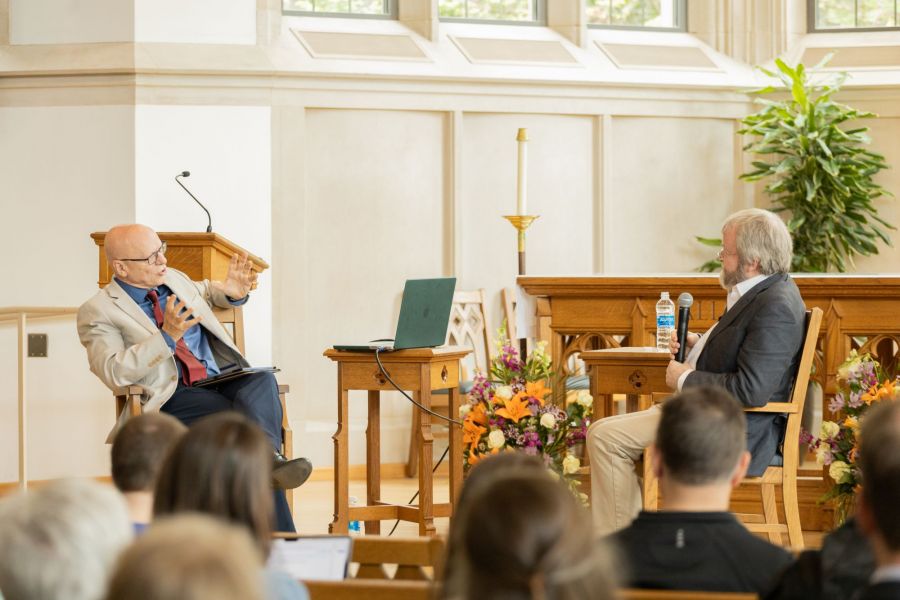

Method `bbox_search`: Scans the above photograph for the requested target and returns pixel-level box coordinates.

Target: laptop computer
[333,277,456,352]
[267,535,352,581]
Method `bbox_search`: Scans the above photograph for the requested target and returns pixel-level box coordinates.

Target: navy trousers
[161,371,295,533]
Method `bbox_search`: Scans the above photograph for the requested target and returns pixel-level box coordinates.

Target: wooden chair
[405,289,491,477]
[114,305,295,510]
[640,307,823,550]
[621,590,758,600]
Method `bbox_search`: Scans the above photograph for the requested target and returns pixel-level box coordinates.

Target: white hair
[0,479,133,600]
[723,208,793,274]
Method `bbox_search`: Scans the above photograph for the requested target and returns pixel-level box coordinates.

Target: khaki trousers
[587,404,661,535]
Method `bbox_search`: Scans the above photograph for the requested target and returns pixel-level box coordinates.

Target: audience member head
[153,411,274,557]
[442,453,618,600]
[0,479,132,600]
[653,386,750,500]
[105,224,168,289]
[720,208,793,288]
[105,514,266,600]
[112,413,187,493]
[858,400,900,563]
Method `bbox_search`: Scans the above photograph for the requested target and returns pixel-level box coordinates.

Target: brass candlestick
[503,215,539,276]
[504,214,538,360]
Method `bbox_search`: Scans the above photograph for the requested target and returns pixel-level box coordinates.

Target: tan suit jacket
[77,268,248,437]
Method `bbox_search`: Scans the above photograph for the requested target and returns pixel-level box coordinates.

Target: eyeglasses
[117,241,167,265]
[717,246,738,260]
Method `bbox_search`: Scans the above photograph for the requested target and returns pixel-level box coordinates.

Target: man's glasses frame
[117,241,167,265]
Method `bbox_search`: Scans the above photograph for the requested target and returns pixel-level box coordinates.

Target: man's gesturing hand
[216,252,257,300]
[162,296,202,342]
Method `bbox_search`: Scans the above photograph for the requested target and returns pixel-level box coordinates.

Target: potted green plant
[698,57,893,272]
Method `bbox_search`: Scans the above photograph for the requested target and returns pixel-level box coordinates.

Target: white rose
[819,421,840,441]
[815,444,832,466]
[459,404,472,418]
[487,429,506,450]
[540,413,557,429]
[575,390,593,408]
[829,460,853,484]
[562,454,580,475]
[494,385,513,400]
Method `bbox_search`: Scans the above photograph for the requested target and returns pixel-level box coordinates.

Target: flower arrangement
[801,351,899,524]
[460,333,593,499]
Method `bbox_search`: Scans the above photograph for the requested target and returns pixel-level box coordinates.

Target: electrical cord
[387,445,451,537]
[372,348,460,536]
[374,348,463,427]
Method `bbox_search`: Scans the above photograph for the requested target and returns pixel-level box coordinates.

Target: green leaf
[695,236,722,247]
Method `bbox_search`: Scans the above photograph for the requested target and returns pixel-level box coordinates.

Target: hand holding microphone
[674,292,693,363]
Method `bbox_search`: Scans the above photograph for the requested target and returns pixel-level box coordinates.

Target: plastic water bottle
[348,496,361,535]
[656,292,675,351]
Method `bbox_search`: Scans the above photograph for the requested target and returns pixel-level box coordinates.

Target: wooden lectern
[91,231,268,288]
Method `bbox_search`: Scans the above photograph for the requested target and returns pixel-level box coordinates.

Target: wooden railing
[0,307,78,490]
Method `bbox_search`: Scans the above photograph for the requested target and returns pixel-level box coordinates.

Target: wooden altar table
[323,346,469,536]
[520,274,900,530]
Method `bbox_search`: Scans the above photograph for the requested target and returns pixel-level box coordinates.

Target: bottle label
[656,314,675,328]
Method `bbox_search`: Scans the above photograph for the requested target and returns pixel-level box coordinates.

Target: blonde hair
[723,208,793,274]
[105,514,265,600]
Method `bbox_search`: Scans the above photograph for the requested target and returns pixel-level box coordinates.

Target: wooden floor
[291,475,452,537]
[291,473,825,548]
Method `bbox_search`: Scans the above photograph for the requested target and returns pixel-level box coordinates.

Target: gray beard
[719,266,746,290]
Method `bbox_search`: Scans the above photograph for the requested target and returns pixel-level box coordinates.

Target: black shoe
[272,453,312,490]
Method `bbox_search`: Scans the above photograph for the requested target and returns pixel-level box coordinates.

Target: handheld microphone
[675,292,693,363]
[175,171,213,233]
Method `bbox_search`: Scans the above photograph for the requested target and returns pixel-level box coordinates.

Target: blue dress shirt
[115,278,247,381]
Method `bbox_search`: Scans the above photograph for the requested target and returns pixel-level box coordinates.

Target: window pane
[817,0,860,28]
[283,0,389,14]
[438,0,536,21]
[858,0,896,26]
[588,0,677,28]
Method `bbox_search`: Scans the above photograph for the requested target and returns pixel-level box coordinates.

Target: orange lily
[863,379,896,404]
[463,419,487,454]
[495,395,532,423]
[524,380,552,404]
[468,403,488,426]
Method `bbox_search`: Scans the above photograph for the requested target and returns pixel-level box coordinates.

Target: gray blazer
[685,273,806,476]
[77,268,248,437]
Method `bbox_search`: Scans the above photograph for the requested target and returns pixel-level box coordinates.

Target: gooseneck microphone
[675,292,693,363]
[175,171,213,233]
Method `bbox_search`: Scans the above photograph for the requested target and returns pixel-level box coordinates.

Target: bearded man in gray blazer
[78,224,309,532]
[587,208,806,535]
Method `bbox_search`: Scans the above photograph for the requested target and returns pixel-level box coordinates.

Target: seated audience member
[765,517,875,600]
[856,400,900,600]
[440,452,618,600]
[613,386,792,595]
[0,479,132,600]
[110,412,187,533]
[153,411,309,600]
[105,514,266,600]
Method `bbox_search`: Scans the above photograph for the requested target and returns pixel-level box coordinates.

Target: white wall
[135,105,273,367]
[606,116,739,273]
[134,0,256,45]
[276,108,448,468]
[9,0,133,44]
[0,105,135,481]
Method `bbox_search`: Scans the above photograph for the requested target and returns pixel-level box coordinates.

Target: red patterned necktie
[146,290,208,386]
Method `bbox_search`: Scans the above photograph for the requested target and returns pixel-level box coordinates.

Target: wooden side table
[580,348,671,419]
[323,346,470,536]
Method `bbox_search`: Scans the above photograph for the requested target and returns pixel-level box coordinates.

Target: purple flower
[828,393,845,414]
[848,391,864,409]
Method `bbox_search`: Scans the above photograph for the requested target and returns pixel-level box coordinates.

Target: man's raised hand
[217,252,257,300]
[161,296,202,342]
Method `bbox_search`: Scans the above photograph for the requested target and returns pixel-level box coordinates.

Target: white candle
[516,128,528,216]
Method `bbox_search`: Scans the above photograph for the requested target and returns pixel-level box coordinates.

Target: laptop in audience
[333,277,456,352]
[267,535,352,581]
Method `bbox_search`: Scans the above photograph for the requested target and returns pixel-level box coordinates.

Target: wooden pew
[304,580,432,600]
[622,589,758,600]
